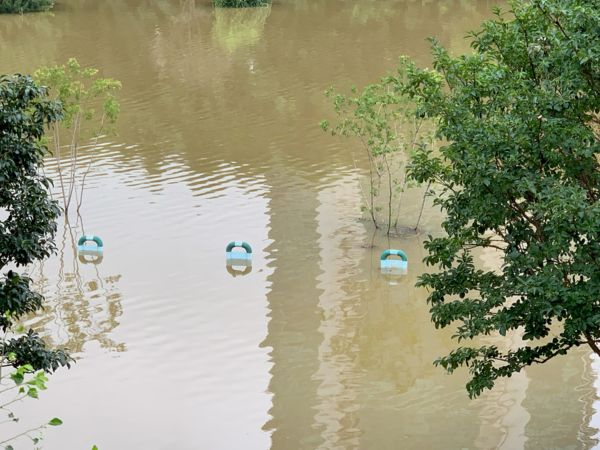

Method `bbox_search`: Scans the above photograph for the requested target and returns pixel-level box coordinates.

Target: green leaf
[11,371,24,385]
[27,387,38,399]
[48,417,63,426]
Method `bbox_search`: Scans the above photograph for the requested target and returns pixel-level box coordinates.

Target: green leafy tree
[0,75,72,447]
[34,58,121,214]
[320,58,434,234]
[0,0,53,14]
[395,0,600,397]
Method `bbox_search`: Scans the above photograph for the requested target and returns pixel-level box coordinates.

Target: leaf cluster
[34,58,121,137]
[3,329,72,373]
[0,75,61,267]
[9,364,49,398]
[0,272,42,331]
[0,362,63,450]
[395,0,600,397]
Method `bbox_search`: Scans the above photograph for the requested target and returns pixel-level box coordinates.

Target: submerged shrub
[215,0,270,8]
[0,0,53,13]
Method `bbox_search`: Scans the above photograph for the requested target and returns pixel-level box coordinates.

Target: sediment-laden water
[1,0,599,448]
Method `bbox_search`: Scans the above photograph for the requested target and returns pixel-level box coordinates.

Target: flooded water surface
[1,0,600,448]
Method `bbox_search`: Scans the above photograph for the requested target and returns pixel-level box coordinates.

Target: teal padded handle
[380,249,407,261]
[226,241,252,253]
[78,235,103,248]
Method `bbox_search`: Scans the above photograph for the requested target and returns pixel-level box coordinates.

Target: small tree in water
[35,58,121,215]
[396,0,600,397]
[0,75,73,446]
[321,58,434,234]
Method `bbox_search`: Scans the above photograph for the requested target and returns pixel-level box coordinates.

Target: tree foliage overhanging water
[395,0,600,397]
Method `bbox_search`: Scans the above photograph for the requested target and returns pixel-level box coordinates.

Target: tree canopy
[396,0,600,397]
[0,75,72,374]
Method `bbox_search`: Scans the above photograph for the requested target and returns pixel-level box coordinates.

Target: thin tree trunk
[384,153,393,235]
[78,115,106,211]
[53,123,68,210]
[414,182,431,233]
[359,135,379,228]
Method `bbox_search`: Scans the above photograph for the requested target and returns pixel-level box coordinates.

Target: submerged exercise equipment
[226,241,252,276]
[78,235,104,265]
[380,249,407,275]
[78,235,104,252]
[226,241,252,260]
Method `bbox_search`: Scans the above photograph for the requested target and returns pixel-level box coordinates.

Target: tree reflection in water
[27,215,125,355]
[212,6,271,53]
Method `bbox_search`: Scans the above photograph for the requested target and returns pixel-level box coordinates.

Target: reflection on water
[27,217,125,355]
[2,0,600,448]
[260,163,325,448]
[473,247,530,449]
[213,7,271,53]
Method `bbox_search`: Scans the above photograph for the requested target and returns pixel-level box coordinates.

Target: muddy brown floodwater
[1,0,600,448]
